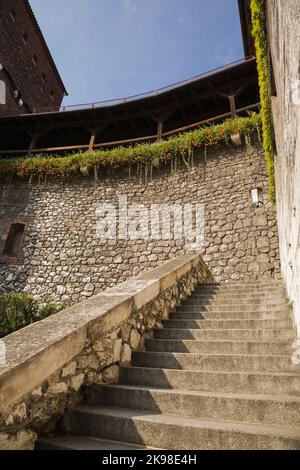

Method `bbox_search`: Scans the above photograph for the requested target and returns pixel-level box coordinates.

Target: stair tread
[95,383,300,403]
[147,338,292,344]
[165,321,291,327]
[177,309,289,312]
[38,435,157,450]
[46,281,300,449]
[154,327,294,332]
[123,366,300,377]
[135,351,293,359]
[73,405,300,438]
[169,317,289,320]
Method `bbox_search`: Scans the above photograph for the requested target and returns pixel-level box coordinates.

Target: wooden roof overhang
[0,57,259,155]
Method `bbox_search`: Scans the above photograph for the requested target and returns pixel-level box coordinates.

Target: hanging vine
[0,113,261,181]
[250,0,275,202]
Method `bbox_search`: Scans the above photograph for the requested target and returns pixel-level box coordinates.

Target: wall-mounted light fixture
[251,187,264,207]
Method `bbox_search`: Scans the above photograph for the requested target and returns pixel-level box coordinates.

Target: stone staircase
[39,282,300,450]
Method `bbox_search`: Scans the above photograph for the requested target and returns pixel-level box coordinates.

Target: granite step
[163,318,292,330]
[153,327,294,341]
[145,338,293,355]
[87,384,300,428]
[37,280,299,451]
[170,310,290,320]
[131,351,298,373]
[65,405,300,450]
[176,304,288,313]
[120,367,300,395]
[37,435,155,450]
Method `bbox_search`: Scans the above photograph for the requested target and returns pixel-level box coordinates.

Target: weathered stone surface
[31,387,43,399]
[0,430,37,451]
[5,403,27,426]
[113,339,123,363]
[71,374,84,392]
[77,355,99,370]
[102,365,119,384]
[253,215,268,227]
[47,382,68,395]
[120,344,132,366]
[61,362,77,378]
[130,329,141,350]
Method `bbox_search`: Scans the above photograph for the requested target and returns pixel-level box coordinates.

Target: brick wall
[0,143,281,305]
[0,0,65,115]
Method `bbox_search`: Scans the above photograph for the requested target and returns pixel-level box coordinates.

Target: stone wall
[267,0,300,336]
[0,143,280,305]
[0,253,213,450]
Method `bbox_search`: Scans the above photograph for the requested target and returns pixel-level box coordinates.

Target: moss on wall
[250,0,275,202]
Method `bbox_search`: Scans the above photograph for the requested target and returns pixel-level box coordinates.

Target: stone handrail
[0,253,213,450]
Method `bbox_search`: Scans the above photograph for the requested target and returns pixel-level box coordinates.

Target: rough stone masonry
[0,142,280,305]
[0,254,212,450]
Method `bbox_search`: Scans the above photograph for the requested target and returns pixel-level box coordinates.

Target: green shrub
[0,113,261,181]
[0,293,62,338]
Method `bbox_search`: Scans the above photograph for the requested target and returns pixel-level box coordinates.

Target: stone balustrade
[0,253,213,450]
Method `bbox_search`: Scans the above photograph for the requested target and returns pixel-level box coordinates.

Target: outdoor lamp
[251,187,263,207]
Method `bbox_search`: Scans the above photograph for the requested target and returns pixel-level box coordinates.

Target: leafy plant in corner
[0,293,62,338]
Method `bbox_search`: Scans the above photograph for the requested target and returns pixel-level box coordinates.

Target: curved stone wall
[0,143,280,305]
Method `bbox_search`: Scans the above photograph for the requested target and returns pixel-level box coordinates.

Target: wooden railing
[0,102,260,157]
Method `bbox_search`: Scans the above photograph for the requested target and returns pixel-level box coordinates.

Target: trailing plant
[250,0,275,202]
[0,113,261,181]
[0,293,62,338]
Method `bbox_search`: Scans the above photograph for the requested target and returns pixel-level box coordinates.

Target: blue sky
[30,0,244,106]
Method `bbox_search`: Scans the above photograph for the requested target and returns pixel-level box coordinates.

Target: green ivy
[250,0,275,202]
[0,113,261,181]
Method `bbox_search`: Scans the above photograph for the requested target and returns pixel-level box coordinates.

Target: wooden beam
[157,121,163,141]
[229,95,236,117]
[89,133,96,151]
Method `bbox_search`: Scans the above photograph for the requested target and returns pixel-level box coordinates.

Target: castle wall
[0,0,65,115]
[267,0,300,336]
[0,144,280,306]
